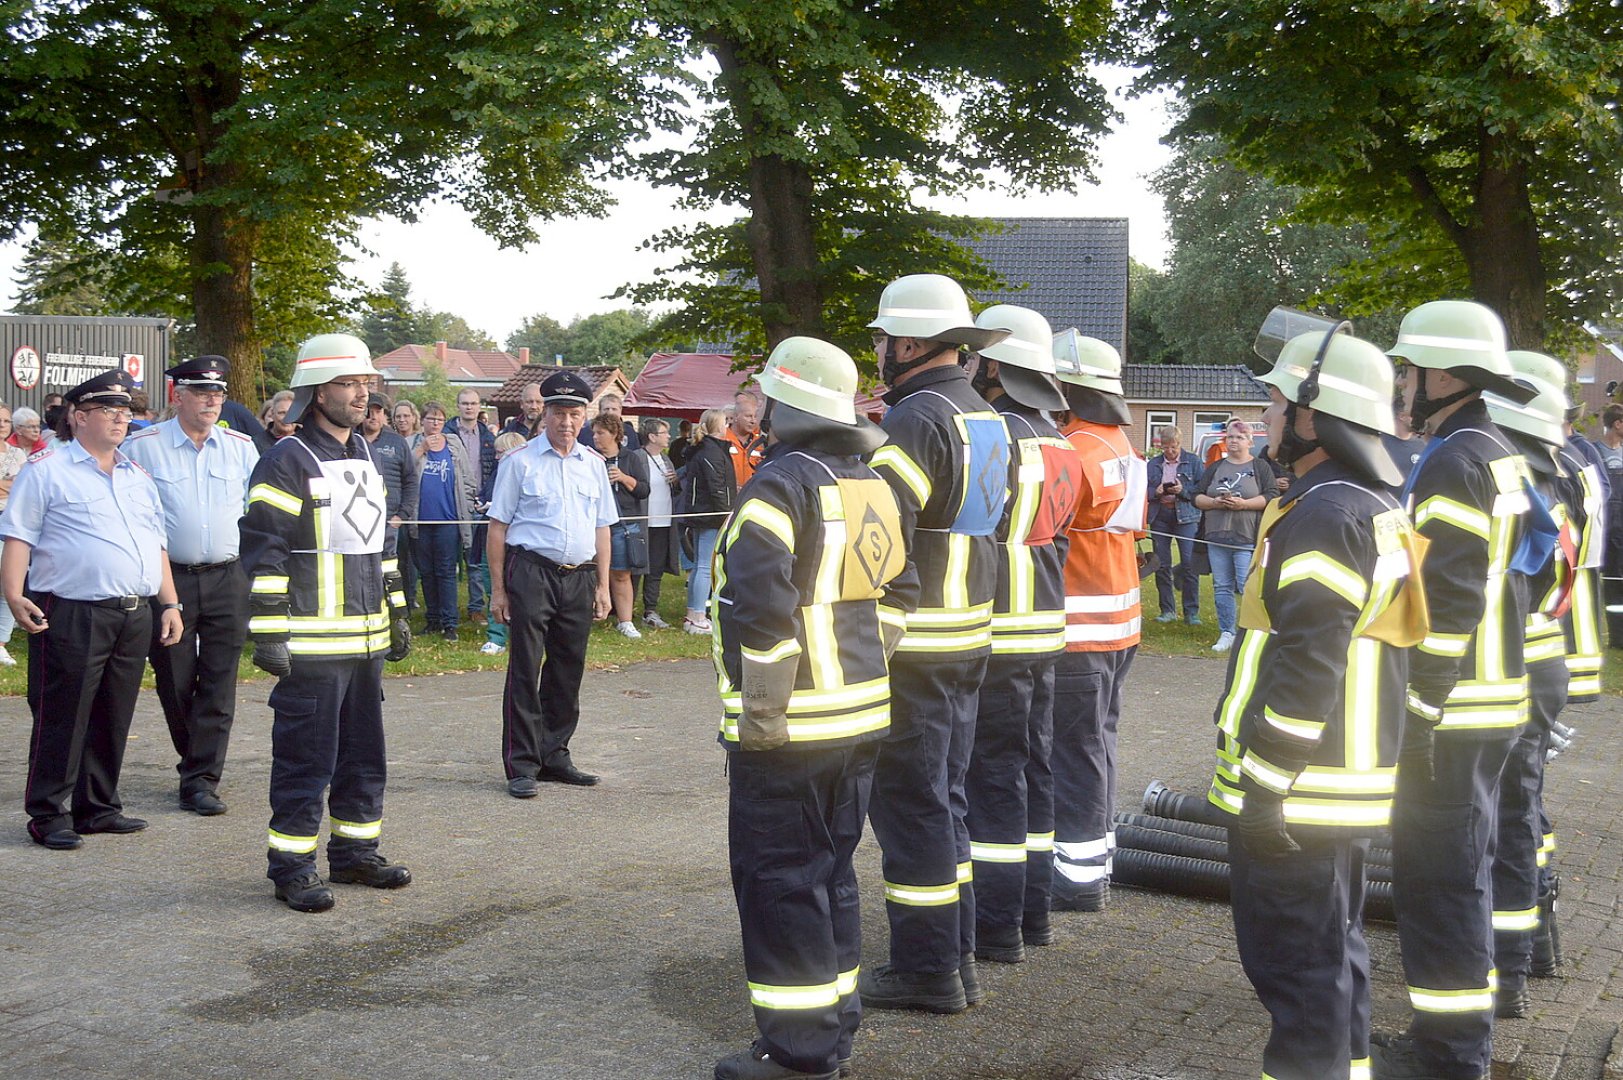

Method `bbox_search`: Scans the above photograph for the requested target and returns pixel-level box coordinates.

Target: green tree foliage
[359,263,421,357]
[1136,136,1401,368]
[418,311,498,352]
[1125,259,1175,365]
[1123,0,1623,349]
[476,0,1116,359]
[389,359,463,415]
[504,308,653,372]
[0,1,654,401]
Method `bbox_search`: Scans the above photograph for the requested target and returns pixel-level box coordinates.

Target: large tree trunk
[708,36,826,349]
[1407,130,1547,351]
[171,11,262,402]
[1459,134,1546,351]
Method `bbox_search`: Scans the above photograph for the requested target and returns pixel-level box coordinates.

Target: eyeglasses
[422,415,446,424]
[184,389,226,401]
[80,406,133,421]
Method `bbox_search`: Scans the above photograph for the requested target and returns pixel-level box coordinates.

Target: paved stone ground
[0,652,1619,1079]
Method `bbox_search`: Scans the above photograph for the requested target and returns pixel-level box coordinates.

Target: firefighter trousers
[729,742,877,1076]
[266,656,387,885]
[1231,833,1371,1080]
[1391,728,1519,1075]
[1494,660,1565,983]
[868,655,985,973]
[966,654,1056,937]
[1051,646,1136,893]
[1023,661,1057,929]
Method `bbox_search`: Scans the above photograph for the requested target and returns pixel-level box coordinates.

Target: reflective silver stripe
[1055,837,1108,860]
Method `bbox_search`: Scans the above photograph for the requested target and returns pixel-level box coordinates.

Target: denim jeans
[1149,505,1199,616]
[1208,542,1253,636]
[688,528,718,612]
[415,524,462,631]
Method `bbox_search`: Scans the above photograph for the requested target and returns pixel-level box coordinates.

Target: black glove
[253,640,292,678]
[1400,710,1436,782]
[1238,785,1300,858]
[385,618,412,662]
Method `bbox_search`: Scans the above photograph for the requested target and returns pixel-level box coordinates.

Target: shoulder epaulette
[25,446,54,464]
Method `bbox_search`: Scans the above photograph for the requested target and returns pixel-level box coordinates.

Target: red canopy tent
[623,352,886,420]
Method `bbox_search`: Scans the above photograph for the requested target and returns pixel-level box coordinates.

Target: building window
[1193,410,1233,436]
[1146,410,1177,453]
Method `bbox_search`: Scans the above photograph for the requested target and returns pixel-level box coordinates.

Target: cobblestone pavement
[1,653,1618,1079]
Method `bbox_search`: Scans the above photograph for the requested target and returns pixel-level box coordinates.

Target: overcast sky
[0,75,1173,347]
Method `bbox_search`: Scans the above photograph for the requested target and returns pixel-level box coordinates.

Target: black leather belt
[509,546,596,573]
[173,557,238,574]
[87,595,145,611]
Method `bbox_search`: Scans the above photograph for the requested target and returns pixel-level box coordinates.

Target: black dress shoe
[32,827,82,850]
[275,871,335,913]
[179,790,227,816]
[77,814,148,835]
[539,762,600,786]
[508,775,540,798]
[329,854,412,889]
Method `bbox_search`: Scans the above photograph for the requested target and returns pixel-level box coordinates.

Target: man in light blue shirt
[123,355,259,817]
[2,370,184,850]
[488,370,616,796]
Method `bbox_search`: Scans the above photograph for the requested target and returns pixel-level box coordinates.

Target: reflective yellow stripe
[748,979,840,1010]
[1263,705,1324,742]
[1217,630,1268,736]
[1408,985,1493,1013]
[1281,798,1391,827]
[1350,1057,1371,1080]
[248,483,303,516]
[1415,495,1490,539]
[1241,751,1295,795]
[267,829,318,853]
[249,614,290,635]
[1291,766,1395,795]
[251,575,290,595]
[741,638,803,664]
[1277,552,1367,608]
[1418,632,1470,657]
[836,966,859,996]
[1492,907,1539,932]
[869,444,931,504]
[970,841,1027,863]
[884,880,959,906]
[1025,831,1054,852]
[330,816,381,840]
[730,499,796,551]
[956,861,972,883]
[718,705,889,745]
[287,633,392,655]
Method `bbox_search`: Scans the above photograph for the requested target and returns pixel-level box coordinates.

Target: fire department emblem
[852,504,896,591]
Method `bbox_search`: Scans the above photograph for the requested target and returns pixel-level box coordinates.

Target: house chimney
[519,347,531,365]
[435,341,448,363]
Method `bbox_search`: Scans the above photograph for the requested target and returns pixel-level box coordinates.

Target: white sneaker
[478,641,506,656]
[643,612,671,630]
[1211,631,1235,654]
[683,616,711,635]
[0,644,13,666]
[617,621,643,640]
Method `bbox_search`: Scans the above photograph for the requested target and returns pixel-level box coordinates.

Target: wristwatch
[161,602,184,612]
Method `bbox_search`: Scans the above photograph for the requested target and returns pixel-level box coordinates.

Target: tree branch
[1403,163,1468,248]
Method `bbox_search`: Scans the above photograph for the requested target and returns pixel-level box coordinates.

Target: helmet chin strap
[970,356,999,399]
[1274,402,1321,468]
[1408,371,1474,433]
[880,338,954,386]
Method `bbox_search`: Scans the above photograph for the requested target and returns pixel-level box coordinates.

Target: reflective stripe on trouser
[1231,834,1371,1080]
[1051,646,1136,894]
[1022,662,1058,929]
[1391,729,1518,1075]
[265,655,387,885]
[869,655,985,974]
[966,654,1040,937]
[1494,658,1565,981]
[730,741,877,1076]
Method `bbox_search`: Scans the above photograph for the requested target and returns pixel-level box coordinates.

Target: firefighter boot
[713,1041,837,1080]
[856,963,967,1014]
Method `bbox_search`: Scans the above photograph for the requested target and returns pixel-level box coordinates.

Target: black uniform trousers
[965,653,1049,937]
[149,560,249,797]
[730,741,878,1076]
[1494,660,1565,986]
[868,654,985,974]
[266,655,387,884]
[1391,729,1519,1075]
[1231,832,1371,1080]
[501,547,595,779]
[1051,646,1137,895]
[24,594,151,839]
[1023,661,1058,929]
